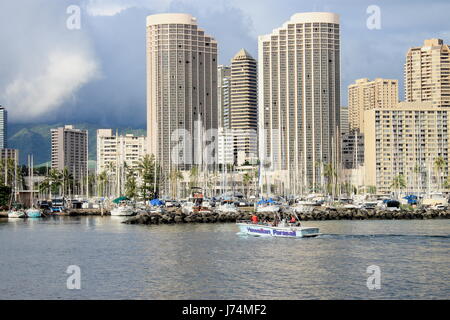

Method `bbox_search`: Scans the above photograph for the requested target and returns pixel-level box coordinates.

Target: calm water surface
[0,217,449,299]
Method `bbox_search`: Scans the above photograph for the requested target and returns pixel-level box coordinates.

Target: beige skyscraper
[146,13,218,173]
[405,39,450,107]
[51,125,88,182]
[259,12,341,193]
[340,106,349,135]
[364,102,450,193]
[348,78,398,133]
[96,129,147,175]
[230,49,258,164]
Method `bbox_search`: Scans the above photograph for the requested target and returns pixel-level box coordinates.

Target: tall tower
[258,12,341,193]
[405,38,450,107]
[348,78,398,133]
[230,49,258,165]
[217,65,231,129]
[0,106,7,149]
[146,13,218,176]
[51,125,88,183]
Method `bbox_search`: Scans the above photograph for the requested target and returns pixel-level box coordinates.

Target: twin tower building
[146,12,341,191]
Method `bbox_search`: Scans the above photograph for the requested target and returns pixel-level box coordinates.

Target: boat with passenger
[236,212,320,238]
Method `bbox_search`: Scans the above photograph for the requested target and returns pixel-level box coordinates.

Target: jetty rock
[121,207,450,225]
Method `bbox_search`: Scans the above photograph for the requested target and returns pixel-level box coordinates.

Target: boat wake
[318,234,450,240]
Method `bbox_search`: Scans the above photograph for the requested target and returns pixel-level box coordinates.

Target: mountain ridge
[7,123,146,165]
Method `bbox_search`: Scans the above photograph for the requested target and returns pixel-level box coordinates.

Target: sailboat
[7,152,26,218]
[26,154,42,218]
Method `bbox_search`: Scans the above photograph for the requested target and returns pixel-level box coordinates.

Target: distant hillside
[7,123,146,165]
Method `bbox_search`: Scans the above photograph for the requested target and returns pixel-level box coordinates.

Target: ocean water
[0,217,449,299]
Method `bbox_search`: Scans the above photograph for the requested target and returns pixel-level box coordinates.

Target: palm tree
[169,169,183,199]
[124,170,138,199]
[367,185,377,195]
[242,172,253,199]
[323,163,337,197]
[189,165,199,192]
[97,171,108,197]
[434,156,446,191]
[391,174,406,198]
[413,163,422,193]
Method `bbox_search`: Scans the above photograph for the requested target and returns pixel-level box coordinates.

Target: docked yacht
[255,199,280,213]
[215,203,238,214]
[26,208,42,218]
[8,209,27,218]
[292,200,318,213]
[110,203,136,216]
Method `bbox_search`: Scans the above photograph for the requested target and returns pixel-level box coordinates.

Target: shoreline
[2,207,450,223]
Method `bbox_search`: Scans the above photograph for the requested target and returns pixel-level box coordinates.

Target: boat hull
[26,209,42,218]
[110,207,135,216]
[237,223,320,238]
[8,211,27,218]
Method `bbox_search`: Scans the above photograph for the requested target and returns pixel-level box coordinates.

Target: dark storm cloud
[1,0,449,126]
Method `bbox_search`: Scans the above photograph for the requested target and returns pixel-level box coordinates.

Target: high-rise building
[51,125,88,181]
[0,106,7,149]
[218,65,231,129]
[341,131,364,170]
[348,78,398,133]
[340,106,349,135]
[217,128,234,165]
[258,12,341,192]
[364,102,450,193]
[230,49,258,165]
[96,129,147,175]
[405,39,450,107]
[146,13,218,174]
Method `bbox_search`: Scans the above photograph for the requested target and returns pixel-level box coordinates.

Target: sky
[0,0,449,127]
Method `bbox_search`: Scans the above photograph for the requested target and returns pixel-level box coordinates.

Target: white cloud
[84,0,172,16]
[2,50,98,121]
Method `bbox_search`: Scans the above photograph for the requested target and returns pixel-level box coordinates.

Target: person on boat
[251,214,258,224]
[290,216,296,224]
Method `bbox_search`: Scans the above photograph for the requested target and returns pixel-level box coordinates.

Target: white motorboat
[237,220,320,238]
[256,204,280,213]
[8,209,27,218]
[215,203,238,214]
[422,193,448,207]
[181,202,195,215]
[292,200,317,213]
[110,205,136,216]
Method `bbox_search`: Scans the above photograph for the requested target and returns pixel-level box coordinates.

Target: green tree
[124,170,138,199]
[188,165,199,192]
[169,169,183,199]
[97,171,108,197]
[137,154,161,200]
[434,156,446,191]
[391,174,406,197]
[242,172,253,199]
[367,185,377,194]
[323,163,337,196]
